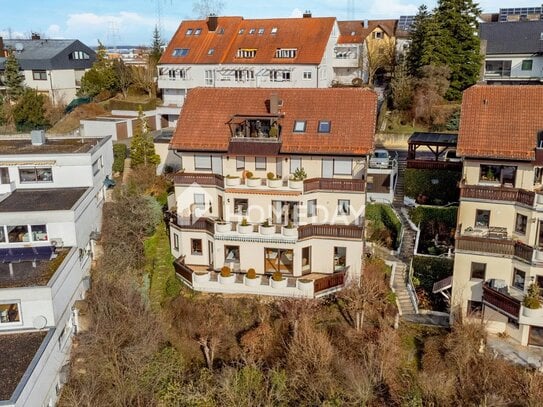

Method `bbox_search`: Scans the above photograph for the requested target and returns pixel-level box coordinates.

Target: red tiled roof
[337,20,397,44]
[170,87,377,155]
[160,16,336,65]
[458,85,543,160]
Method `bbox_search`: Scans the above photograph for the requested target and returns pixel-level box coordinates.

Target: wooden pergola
[407,132,458,161]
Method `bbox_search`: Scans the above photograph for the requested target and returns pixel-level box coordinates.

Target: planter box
[225,177,241,187]
[215,222,231,233]
[259,225,276,235]
[271,278,287,289]
[267,178,283,188]
[297,279,314,294]
[522,306,543,318]
[244,275,262,287]
[247,177,262,187]
[219,274,236,285]
[289,179,303,189]
[193,272,210,283]
[238,224,254,234]
[282,226,298,237]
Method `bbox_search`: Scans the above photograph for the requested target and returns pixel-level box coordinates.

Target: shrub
[113,144,127,173]
[412,255,454,311]
[405,169,461,205]
[523,282,541,309]
[366,204,402,249]
[291,167,307,181]
[272,271,283,281]
[241,218,249,226]
[267,172,275,180]
[246,268,257,279]
[245,171,253,179]
[220,266,232,278]
[262,219,271,227]
[410,206,458,228]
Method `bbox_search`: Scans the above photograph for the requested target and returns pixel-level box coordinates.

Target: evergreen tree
[406,5,431,78]
[3,50,25,102]
[78,40,120,98]
[12,88,49,131]
[149,25,164,66]
[130,107,160,168]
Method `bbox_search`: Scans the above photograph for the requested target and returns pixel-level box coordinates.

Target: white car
[370,149,391,168]
[444,149,461,162]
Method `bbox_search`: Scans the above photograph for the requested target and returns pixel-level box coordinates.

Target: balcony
[298,224,363,240]
[303,178,365,193]
[482,282,521,319]
[456,234,533,263]
[174,173,224,188]
[461,184,535,206]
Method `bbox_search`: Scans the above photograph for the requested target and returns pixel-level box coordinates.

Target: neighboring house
[480,20,543,84]
[167,87,377,297]
[335,19,397,86]
[157,13,339,126]
[451,85,543,347]
[0,34,96,103]
[0,133,113,406]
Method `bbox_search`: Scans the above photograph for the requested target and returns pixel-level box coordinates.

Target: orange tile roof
[160,16,336,65]
[170,87,377,155]
[338,20,397,44]
[458,85,543,160]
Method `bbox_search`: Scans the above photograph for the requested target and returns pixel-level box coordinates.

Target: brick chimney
[303,10,312,18]
[207,14,218,32]
[269,93,282,115]
[31,33,41,40]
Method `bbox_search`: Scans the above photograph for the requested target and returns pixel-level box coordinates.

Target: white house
[0,132,113,407]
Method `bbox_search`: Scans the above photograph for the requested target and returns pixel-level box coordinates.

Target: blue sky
[1,0,520,45]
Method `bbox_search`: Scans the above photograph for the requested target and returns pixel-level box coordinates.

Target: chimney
[31,130,46,146]
[207,14,218,32]
[363,19,368,29]
[269,94,282,115]
[31,33,41,40]
[303,10,312,18]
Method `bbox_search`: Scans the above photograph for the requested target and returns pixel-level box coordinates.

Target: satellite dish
[33,315,48,330]
[15,42,24,52]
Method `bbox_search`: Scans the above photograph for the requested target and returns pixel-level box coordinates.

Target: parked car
[444,149,461,162]
[369,149,391,168]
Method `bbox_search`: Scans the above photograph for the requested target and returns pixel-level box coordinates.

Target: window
[334,158,352,175]
[173,233,179,250]
[255,157,266,170]
[515,213,528,234]
[303,71,312,80]
[372,31,383,39]
[249,28,256,34]
[334,247,346,271]
[475,210,490,227]
[172,48,189,57]
[191,239,203,255]
[302,246,311,272]
[275,48,297,58]
[186,28,193,35]
[234,69,254,81]
[69,51,89,60]
[0,303,20,324]
[225,245,240,262]
[293,121,306,132]
[282,71,291,81]
[234,198,248,215]
[19,167,53,182]
[269,70,291,82]
[513,268,526,290]
[271,27,278,34]
[338,199,350,215]
[238,28,245,34]
[258,28,264,34]
[194,28,202,35]
[0,226,5,243]
[307,199,317,217]
[168,68,186,79]
[193,193,206,211]
[290,157,301,173]
[485,60,512,77]
[467,300,483,315]
[205,70,213,86]
[7,225,27,242]
[236,156,245,170]
[31,224,47,241]
[480,164,516,186]
[92,158,101,175]
[318,120,331,133]
[208,48,214,55]
[265,248,293,274]
[521,59,533,71]
[236,48,257,58]
[32,70,47,80]
[194,155,212,170]
[0,168,10,184]
[218,27,225,34]
[470,262,486,280]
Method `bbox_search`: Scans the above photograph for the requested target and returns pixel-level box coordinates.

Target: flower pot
[289,179,303,189]
[247,177,262,187]
[259,225,276,235]
[271,278,287,289]
[282,226,298,237]
[225,177,241,187]
[522,306,543,318]
[215,222,231,233]
[238,224,254,234]
[244,275,261,287]
[219,274,236,284]
[297,278,313,294]
[194,272,210,283]
[267,178,283,188]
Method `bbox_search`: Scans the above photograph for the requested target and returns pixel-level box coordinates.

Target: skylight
[194,28,202,35]
[249,28,256,34]
[318,120,331,133]
[271,27,278,34]
[258,28,264,34]
[293,120,306,133]
[186,28,193,35]
[238,28,245,34]
[172,48,189,57]
[208,48,214,55]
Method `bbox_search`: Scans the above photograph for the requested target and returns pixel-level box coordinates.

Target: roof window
[186,28,193,35]
[208,48,214,55]
[318,120,331,133]
[217,27,225,34]
[172,48,189,57]
[258,28,264,34]
[249,28,256,34]
[238,28,245,34]
[271,27,278,34]
[194,28,202,35]
[293,120,306,133]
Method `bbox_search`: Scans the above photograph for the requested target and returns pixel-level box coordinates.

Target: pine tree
[130,107,160,168]
[78,40,120,98]
[3,50,25,102]
[12,88,49,131]
[149,25,164,66]
[406,5,431,78]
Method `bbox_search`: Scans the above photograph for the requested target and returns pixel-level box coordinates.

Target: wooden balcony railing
[174,217,215,234]
[303,178,365,193]
[174,173,224,188]
[314,271,346,293]
[174,260,193,284]
[461,185,535,206]
[482,283,520,319]
[407,160,462,171]
[298,224,363,240]
[456,235,534,263]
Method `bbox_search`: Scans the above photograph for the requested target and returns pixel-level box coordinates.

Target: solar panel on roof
[398,15,415,31]
[0,246,54,263]
[498,7,543,21]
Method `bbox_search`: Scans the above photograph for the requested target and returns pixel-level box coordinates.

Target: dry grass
[48,103,108,134]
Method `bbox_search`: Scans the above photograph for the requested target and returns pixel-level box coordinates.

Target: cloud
[46,24,63,39]
[0,29,26,40]
[289,8,303,18]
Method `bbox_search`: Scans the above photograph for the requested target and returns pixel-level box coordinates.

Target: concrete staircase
[392,261,417,315]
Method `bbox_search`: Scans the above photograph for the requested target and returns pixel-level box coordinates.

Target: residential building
[451,85,543,347]
[157,14,339,125]
[0,132,113,406]
[0,34,96,103]
[168,87,377,297]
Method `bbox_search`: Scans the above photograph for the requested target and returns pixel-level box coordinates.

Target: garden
[410,206,457,256]
[365,204,402,250]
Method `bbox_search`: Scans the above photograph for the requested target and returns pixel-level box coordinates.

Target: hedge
[412,255,454,311]
[366,203,402,249]
[113,144,127,173]
[107,98,158,111]
[405,168,461,205]
[410,206,457,228]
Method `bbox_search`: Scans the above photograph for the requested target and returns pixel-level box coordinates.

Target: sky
[0,0,524,46]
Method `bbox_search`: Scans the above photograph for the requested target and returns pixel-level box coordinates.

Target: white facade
[22,68,86,104]
[484,54,543,84]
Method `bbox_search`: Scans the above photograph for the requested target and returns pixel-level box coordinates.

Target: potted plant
[297,278,313,294]
[282,220,298,237]
[522,281,542,317]
[245,171,262,187]
[215,219,231,233]
[244,268,261,287]
[194,270,210,284]
[267,172,283,188]
[225,174,241,187]
[219,266,235,284]
[289,167,307,189]
[238,218,253,234]
[259,219,275,235]
[270,271,287,288]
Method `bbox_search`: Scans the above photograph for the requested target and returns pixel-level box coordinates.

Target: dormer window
[194,28,202,35]
[271,27,278,34]
[237,48,257,58]
[69,51,90,60]
[172,48,189,57]
[275,48,297,58]
[186,28,193,35]
[293,120,306,133]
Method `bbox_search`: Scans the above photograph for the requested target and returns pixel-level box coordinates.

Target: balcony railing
[314,270,346,293]
[406,159,462,170]
[303,178,365,193]
[456,235,533,263]
[298,224,363,240]
[482,282,520,319]
[174,217,216,234]
[174,173,224,188]
[461,185,535,206]
[174,260,193,284]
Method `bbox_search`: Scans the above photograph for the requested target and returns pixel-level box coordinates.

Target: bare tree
[193,0,225,18]
[361,36,396,85]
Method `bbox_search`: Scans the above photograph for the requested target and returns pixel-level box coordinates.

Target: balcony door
[211,156,222,175]
[272,201,299,225]
[322,158,333,178]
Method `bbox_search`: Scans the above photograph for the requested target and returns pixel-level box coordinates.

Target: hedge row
[107,98,159,111]
[405,169,461,205]
[410,206,458,228]
[366,204,402,249]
